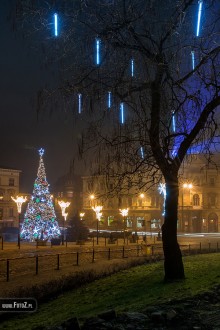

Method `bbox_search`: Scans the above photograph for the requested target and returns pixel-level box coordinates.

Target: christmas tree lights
[21,148,61,241]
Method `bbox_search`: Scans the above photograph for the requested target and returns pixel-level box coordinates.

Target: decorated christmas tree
[21,148,61,241]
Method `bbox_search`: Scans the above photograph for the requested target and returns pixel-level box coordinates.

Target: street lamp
[90,194,95,207]
[92,205,103,245]
[11,195,27,249]
[58,200,70,245]
[119,208,129,244]
[80,212,85,221]
[182,183,193,233]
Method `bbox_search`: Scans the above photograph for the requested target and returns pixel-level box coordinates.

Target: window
[137,217,145,228]
[209,193,216,206]
[151,196,159,207]
[88,181,94,191]
[209,177,215,186]
[127,218,132,228]
[118,197,122,208]
[128,197,132,207]
[9,178,14,186]
[9,208,13,217]
[193,194,200,206]
[107,216,114,226]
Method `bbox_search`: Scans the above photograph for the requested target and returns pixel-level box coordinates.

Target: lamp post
[11,195,27,249]
[58,200,70,245]
[92,205,103,245]
[90,194,95,207]
[119,208,129,244]
[182,183,193,233]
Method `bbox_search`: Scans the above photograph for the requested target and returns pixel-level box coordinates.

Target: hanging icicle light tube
[196,0,203,37]
[78,93,82,114]
[96,38,101,65]
[120,102,124,124]
[131,58,134,77]
[54,13,58,37]
[191,50,195,70]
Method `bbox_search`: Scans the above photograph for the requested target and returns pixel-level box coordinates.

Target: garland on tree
[21,148,61,241]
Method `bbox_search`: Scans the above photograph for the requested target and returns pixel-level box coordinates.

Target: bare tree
[13,0,220,281]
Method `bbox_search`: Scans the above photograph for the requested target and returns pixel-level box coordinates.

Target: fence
[1,242,220,282]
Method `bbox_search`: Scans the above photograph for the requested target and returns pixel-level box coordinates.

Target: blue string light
[196,0,203,37]
[191,51,195,70]
[120,103,124,124]
[78,94,82,114]
[54,13,58,37]
[172,112,176,132]
[131,59,134,77]
[96,38,101,65]
[140,147,144,159]
[108,91,112,108]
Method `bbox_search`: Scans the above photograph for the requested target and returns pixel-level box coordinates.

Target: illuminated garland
[21,149,61,241]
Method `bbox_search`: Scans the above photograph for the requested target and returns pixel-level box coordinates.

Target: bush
[66,215,89,242]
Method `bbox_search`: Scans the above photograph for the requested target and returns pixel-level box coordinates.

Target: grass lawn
[1,253,220,329]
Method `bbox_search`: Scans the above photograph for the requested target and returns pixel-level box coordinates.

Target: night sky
[0,1,83,192]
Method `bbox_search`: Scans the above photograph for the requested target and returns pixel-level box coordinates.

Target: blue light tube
[78,94,82,114]
[96,39,100,65]
[54,13,58,37]
[196,0,203,37]
[172,112,176,132]
[131,59,134,77]
[120,103,124,124]
[108,91,111,108]
[191,51,195,70]
[140,147,144,159]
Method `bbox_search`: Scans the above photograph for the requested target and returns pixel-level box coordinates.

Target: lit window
[193,194,200,206]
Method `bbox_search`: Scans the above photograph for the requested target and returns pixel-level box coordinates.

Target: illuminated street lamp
[58,200,70,245]
[90,194,95,207]
[92,205,103,245]
[119,208,129,244]
[80,212,85,221]
[11,195,27,249]
[182,183,193,232]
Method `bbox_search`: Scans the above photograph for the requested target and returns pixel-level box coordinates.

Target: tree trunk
[162,174,185,281]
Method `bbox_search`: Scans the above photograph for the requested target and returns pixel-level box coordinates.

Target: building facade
[178,154,220,233]
[0,168,21,229]
[82,154,220,233]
